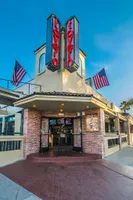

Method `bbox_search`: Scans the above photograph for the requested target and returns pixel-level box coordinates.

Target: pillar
[114,114,120,135]
[115,114,122,150]
[2,117,5,134]
[82,108,105,158]
[23,108,41,158]
[108,123,111,133]
[15,113,21,134]
[126,120,131,145]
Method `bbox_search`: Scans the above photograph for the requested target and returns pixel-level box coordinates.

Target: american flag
[93,68,109,90]
[12,61,26,86]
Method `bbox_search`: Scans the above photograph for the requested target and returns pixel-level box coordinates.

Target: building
[0,14,133,165]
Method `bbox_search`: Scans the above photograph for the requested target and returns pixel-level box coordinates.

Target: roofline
[14,92,109,109]
[79,49,86,57]
[34,43,46,54]
[14,94,108,110]
[15,92,93,102]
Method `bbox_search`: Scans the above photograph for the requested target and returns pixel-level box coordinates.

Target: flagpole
[26,71,33,80]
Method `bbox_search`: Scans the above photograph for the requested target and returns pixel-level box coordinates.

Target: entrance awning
[0,87,24,106]
[14,92,107,112]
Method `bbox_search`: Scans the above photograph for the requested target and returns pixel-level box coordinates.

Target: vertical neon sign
[65,16,79,73]
[46,14,61,72]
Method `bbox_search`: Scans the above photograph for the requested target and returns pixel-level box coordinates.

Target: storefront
[0,14,133,164]
[40,116,82,153]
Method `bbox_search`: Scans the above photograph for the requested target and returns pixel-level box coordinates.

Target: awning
[14,92,106,112]
[0,87,24,106]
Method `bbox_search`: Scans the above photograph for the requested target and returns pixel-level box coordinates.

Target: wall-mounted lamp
[32,104,36,108]
[77,112,80,116]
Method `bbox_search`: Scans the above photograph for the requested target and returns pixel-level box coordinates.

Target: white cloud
[94,20,133,115]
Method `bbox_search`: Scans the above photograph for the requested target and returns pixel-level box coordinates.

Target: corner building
[0,15,133,165]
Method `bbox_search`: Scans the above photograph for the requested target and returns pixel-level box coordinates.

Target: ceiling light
[82,111,85,116]
[58,113,64,116]
[32,104,36,108]
[77,112,80,116]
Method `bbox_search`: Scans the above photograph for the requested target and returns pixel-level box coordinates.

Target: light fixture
[85,105,89,109]
[77,112,80,116]
[58,113,64,116]
[60,109,63,112]
[61,103,64,107]
[32,104,36,108]
[82,111,85,116]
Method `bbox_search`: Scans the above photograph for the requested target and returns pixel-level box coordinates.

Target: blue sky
[0,0,133,113]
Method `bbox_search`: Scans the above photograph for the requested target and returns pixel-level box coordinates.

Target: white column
[60,27,65,72]
[2,117,5,134]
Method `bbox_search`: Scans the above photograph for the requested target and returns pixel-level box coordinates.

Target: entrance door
[73,117,82,152]
[49,118,73,151]
[40,117,49,153]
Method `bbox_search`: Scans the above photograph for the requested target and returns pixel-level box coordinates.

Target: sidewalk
[0,173,42,200]
[1,158,133,200]
[105,146,133,167]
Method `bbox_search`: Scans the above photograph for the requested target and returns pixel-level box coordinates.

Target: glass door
[40,117,49,152]
[73,117,82,152]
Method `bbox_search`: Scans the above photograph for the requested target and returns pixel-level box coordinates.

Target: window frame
[77,58,83,77]
[38,53,46,74]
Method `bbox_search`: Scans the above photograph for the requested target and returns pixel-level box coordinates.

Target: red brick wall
[82,109,105,158]
[73,118,81,147]
[23,109,105,158]
[23,109,41,158]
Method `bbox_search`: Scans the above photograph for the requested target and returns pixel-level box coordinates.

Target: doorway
[49,118,73,151]
[40,117,82,154]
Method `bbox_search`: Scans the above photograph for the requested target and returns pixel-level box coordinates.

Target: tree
[120,101,130,113]
[127,98,133,106]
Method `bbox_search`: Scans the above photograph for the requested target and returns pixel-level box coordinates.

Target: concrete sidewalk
[0,174,42,200]
[105,146,133,167]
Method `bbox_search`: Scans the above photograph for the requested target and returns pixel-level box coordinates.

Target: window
[108,138,119,148]
[77,58,82,76]
[5,115,15,135]
[0,118,2,135]
[39,53,46,73]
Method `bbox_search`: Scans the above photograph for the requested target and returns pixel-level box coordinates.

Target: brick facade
[23,109,41,158]
[23,109,105,158]
[82,109,105,158]
[73,118,81,148]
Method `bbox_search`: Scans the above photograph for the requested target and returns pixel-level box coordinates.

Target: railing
[0,132,23,136]
[108,138,120,148]
[0,140,21,151]
[0,136,24,166]
[105,132,118,137]
[121,134,128,148]
[104,135,120,157]
[104,133,129,157]
[0,78,42,95]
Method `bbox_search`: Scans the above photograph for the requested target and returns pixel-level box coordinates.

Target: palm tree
[127,98,133,106]
[120,101,130,113]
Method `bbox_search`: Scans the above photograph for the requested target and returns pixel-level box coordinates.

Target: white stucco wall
[34,45,62,92]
